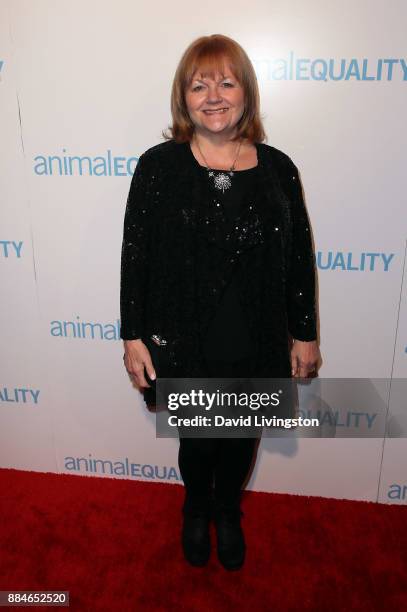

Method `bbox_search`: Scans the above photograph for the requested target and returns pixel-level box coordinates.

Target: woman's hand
[290,339,320,378]
[123,339,156,388]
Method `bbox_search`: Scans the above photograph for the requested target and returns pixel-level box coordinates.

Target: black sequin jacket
[120,139,318,378]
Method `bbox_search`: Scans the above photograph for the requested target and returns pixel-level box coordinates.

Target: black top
[120,139,317,381]
[194,163,259,369]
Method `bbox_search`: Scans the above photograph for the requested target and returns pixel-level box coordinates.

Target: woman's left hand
[290,339,321,377]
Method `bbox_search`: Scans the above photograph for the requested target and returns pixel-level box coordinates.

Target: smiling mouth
[203,108,229,114]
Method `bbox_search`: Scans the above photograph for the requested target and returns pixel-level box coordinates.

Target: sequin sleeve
[285,163,318,342]
[120,153,152,340]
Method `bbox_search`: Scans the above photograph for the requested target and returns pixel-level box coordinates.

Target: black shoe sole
[219,561,244,571]
[217,550,245,571]
[183,553,211,567]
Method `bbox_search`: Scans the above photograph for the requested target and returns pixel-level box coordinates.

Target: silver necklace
[195,137,243,193]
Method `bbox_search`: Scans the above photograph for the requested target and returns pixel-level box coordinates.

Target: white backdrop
[1,0,406,504]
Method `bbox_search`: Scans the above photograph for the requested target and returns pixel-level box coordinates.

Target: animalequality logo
[252,53,407,82]
[316,251,394,272]
[33,149,138,177]
[387,483,407,502]
[0,386,40,405]
[0,241,23,258]
[50,316,121,340]
[64,453,181,481]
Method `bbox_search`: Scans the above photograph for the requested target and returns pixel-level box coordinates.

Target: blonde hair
[162,34,266,144]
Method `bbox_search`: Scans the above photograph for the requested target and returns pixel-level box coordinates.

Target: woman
[120,34,320,570]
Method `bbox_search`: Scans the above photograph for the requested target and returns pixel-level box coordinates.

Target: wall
[1,0,406,504]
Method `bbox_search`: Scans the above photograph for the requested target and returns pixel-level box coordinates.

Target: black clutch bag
[142,334,170,408]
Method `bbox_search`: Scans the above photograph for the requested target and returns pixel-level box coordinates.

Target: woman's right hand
[123,339,156,389]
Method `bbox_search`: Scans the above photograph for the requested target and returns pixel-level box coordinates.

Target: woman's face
[184,66,245,137]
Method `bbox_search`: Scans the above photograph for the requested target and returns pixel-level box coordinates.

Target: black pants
[178,436,258,510]
[178,357,259,511]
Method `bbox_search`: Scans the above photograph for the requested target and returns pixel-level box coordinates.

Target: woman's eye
[191,82,234,91]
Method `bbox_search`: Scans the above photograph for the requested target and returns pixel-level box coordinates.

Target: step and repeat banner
[1,0,406,504]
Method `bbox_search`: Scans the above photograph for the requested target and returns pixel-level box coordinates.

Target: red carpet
[0,468,406,611]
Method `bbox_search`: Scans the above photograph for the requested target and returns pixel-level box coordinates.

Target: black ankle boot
[214,500,245,570]
[181,501,212,567]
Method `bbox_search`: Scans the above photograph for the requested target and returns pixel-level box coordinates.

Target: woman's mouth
[203,108,229,115]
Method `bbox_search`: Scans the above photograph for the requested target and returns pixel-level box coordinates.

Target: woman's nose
[206,85,223,102]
